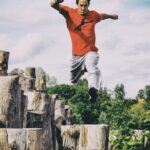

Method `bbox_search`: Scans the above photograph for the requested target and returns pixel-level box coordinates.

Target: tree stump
[35,75,46,92]
[24,91,50,113]
[21,67,36,91]
[55,100,66,129]
[0,128,51,150]
[24,67,35,78]
[23,91,51,128]
[0,76,22,128]
[61,124,109,150]
[0,50,9,76]
[49,94,58,150]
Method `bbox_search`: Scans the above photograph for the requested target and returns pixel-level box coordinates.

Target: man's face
[77,0,89,15]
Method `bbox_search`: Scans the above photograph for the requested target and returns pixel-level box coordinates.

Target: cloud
[0,0,52,25]
[128,10,150,25]
[8,33,53,64]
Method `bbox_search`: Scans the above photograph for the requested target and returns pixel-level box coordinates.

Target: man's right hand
[50,0,57,7]
[50,0,64,11]
[50,0,63,7]
[111,14,118,20]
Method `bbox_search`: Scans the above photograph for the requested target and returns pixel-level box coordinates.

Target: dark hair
[76,0,91,5]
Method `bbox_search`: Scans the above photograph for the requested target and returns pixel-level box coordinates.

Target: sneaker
[88,87,98,103]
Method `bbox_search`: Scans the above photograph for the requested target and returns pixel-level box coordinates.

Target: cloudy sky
[0,0,150,98]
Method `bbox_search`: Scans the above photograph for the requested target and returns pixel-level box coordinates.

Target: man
[50,0,118,103]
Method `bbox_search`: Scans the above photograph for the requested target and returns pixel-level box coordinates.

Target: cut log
[35,75,46,92]
[24,67,35,78]
[49,94,58,150]
[0,76,22,128]
[61,124,109,150]
[0,50,9,76]
[25,91,49,113]
[20,67,36,91]
[0,128,51,150]
[24,91,51,128]
[55,100,66,129]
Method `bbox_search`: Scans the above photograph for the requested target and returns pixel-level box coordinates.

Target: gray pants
[71,51,100,90]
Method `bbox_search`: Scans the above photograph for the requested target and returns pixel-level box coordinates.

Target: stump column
[0,50,9,76]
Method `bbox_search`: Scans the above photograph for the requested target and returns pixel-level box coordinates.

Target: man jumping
[50,0,118,103]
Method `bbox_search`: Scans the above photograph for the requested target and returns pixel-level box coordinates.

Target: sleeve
[59,5,73,19]
[94,11,102,23]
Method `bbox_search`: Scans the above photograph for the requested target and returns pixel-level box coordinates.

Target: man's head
[76,0,90,15]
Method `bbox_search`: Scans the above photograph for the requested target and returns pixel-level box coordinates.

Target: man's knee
[86,66,100,74]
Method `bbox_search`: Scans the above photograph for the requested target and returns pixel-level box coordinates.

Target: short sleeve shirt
[60,5,102,56]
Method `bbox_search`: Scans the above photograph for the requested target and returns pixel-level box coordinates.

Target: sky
[0,0,150,98]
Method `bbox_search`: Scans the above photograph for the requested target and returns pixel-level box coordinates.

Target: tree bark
[61,124,109,150]
[0,76,22,128]
[0,50,9,76]
[35,75,46,91]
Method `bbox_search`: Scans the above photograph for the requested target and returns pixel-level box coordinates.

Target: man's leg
[70,56,85,83]
[85,51,100,102]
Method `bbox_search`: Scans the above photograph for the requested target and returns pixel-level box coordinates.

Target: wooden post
[0,76,22,128]
[49,94,58,150]
[61,124,109,150]
[0,128,51,150]
[0,50,9,76]
[35,75,46,91]
[25,67,35,78]
[23,67,36,91]
[55,100,66,129]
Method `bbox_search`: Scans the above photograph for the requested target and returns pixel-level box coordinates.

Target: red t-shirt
[60,5,102,56]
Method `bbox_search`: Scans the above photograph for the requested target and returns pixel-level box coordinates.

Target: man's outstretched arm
[101,13,118,20]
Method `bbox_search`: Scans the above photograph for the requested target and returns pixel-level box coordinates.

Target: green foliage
[114,83,125,100]
[47,84,76,102]
[99,87,111,100]
[47,80,150,130]
[47,80,100,124]
[128,102,150,130]
[110,129,150,150]
[98,100,132,130]
[136,85,150,102]
[145,85,150,102]
[137,89,145,99]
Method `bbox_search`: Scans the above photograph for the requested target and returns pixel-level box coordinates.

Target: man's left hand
[111,14,118,20]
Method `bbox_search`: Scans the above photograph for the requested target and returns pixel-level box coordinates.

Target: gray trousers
[71,51,100,90]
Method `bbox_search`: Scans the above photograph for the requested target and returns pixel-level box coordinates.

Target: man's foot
[88,87,98,103]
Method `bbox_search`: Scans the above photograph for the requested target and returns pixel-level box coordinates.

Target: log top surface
[0,50,9,53]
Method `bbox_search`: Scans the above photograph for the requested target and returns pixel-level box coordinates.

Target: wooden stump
[21,67,36,91]
[61,124,109,150]
[65,105,73,125]
[24,67,35,78]
[0,50,9,76]
[0,76,22,128]
[35,75,46,92]
[49,94,58,150]
[24,91,51,128]
[0,128,51,150]
[25,91,49,113]
[55,100,66,129]
[61,125,80,150]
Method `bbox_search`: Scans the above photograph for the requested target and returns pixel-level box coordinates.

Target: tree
[136,89,145,99]
[145,85,150,102]
[114,84,125,100]
[129,102,150,130]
